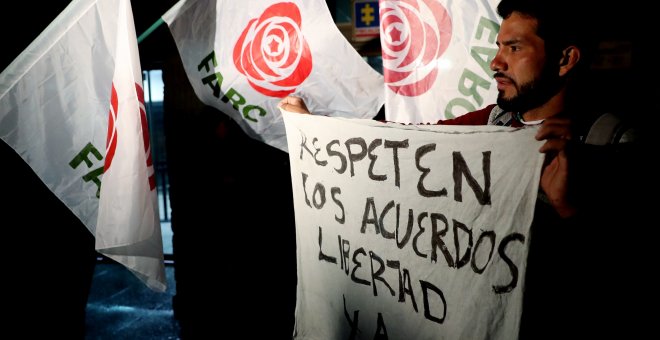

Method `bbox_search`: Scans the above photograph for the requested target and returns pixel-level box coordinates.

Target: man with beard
[280,0,646,337]
[281,0,635,219]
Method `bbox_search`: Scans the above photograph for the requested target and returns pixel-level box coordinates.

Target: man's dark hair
[495,0,600,112]
[496,0,594,69]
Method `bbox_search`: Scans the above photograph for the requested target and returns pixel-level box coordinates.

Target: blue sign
[354,0,379,38]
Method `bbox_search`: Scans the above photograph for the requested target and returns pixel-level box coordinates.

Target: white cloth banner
[283,111,544,339]
[162,0,385,152]
[380,0,501,123]
[0,0,166,291]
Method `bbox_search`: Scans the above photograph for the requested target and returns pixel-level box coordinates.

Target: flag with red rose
[379,0,501,123]
[96,0,166,292]
[0,0,166,291]
[162,0,385,152]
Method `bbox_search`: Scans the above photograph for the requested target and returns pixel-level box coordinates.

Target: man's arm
[536,116,577,218]
[537,114,645,218]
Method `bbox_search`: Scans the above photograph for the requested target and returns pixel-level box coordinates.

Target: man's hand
[536,116,577,218]
[278,96,311,114]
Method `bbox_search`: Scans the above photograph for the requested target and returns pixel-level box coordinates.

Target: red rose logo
[104,84,118,172]
[380,0,452,96]
[233,2,313,98]
[135,83,156,191]
[104,82,156,191]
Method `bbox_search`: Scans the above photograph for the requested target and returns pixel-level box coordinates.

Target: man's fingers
[535,116,572,141]
[539,138,569,153]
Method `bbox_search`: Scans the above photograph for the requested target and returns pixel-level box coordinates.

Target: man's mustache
[493,72,514,83]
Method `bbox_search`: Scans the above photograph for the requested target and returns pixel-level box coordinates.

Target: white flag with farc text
[0,0,166,291]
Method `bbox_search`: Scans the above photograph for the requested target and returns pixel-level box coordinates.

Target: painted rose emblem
[233,2,312,97]
[104,82,155,191]
[104,84,118,172]
[135,83,156,191]
[380,0,452,96]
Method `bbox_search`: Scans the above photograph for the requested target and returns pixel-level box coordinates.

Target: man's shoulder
[439,104,497,126]
[583,112,638,145]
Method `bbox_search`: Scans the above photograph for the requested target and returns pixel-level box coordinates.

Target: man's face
[490,12,561,113]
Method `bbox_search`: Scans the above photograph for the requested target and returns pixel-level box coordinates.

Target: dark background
[1,1,652,339]
[2,1,295,338]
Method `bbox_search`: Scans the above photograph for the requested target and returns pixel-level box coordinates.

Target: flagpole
[137,17,164,44]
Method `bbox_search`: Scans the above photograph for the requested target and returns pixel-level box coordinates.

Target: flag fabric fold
[0,0,166,291]
[162,0,385,152]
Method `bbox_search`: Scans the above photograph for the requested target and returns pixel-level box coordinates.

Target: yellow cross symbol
[361,3,375,26]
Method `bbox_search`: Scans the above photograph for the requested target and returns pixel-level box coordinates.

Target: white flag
[162,0,385,152]
[0,0,166,291]
[380,0,501,123]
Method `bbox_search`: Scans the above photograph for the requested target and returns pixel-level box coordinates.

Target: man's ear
[559,46,581,76]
